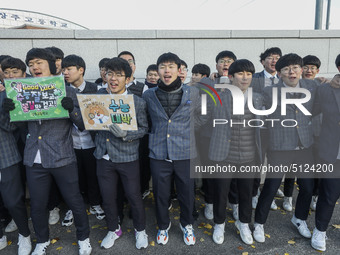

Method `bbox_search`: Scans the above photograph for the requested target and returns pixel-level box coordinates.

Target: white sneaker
[5,219,18,233]
[18,234,32,255]
[62,210,74,227]
[252,195,258,210]
[310,196,318,211]
[212,223,225,244]
[48,207,60,225]
[135,230,148,249]
[270,200,278,210]
[156,222,171,245]
[0,235,7,251]
[235,220,253,245]
[78,238,92,255]
[276,189,284,198]
[253,223,265,243]
[101,225,122,249]
[179,224,196,245]
[291,215,311,238]
[283,197,293,212]
[32,240,50,255]
[89,205,105,220]
[204,203,213,220]
[230,203,239,220]
[311,227,327,251]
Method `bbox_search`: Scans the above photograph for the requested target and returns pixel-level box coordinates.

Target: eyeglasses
[106,71,126,78]
[181,68,188,72]
[266,56,280,61]
[302,66,318,72]
[218,59,234,65]
[127,59,135,65]
[280,65,301,74]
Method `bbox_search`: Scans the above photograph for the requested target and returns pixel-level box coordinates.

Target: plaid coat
[263,79,318,151]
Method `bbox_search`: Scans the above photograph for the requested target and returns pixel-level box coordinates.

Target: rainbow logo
[197,82,222,106]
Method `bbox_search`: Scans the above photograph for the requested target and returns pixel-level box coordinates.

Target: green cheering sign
[4,76,69,121]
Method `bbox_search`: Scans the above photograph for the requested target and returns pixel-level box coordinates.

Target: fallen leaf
[127,229,131,233]
[86,210,91,215]
[237,246,244,250]
[198,223,206,229]
[200,238,204,242]
[228,220,235,223]
[203,231,212,236]
[242,252,249,255]
[288,239,296,244]
[336,202,339,205]
[284,253,289,255]
[150,241,155,246]
[67,230,71,233]
[91,225,101,229]
[56,247,63,251]
[7,241,12,246]
[174,216,179,220]
[98,240,102,244]
[332,224,340,229]
[205,223,212,229]
[72,242,77,245]
[51,238,59,244]
[251,245,256,248]
[265,234,270,238]
[236,230,240,234]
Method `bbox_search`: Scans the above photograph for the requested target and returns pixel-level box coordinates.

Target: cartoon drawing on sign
[10,81,63,113]
[86,104,110,125]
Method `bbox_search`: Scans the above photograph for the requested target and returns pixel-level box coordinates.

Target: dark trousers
[315,160,340,231]
[75,148,101,206]
[47,178,61,211]
[0,164,30,238]
[255,148,315,224]
[96,159,145,231]
[150,159,194,229]
[213,161,255,224]
[139,135,151,193]
[26,163,89,243]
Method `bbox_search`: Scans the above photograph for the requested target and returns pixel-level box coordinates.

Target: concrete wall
[1,29,339,82]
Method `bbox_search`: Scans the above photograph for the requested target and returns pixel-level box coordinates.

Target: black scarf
[157,77,182,92]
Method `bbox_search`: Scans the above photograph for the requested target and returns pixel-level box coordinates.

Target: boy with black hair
[0,76,32,255]
[5,48,92,255]
[302,55,321,80]
[61,54,104,227]
[253,53,317,244]
[45,46,64,76]
[145,64,159,89]
[95,57,148,250]
[336,54,340,72]
[209,59,262,245]
[143,52,205,246]
[95,57,110,89]
[0,55,11,92]
[118,51,146,97]
[179,59,188,84]
[190,63,210,84]
[1,57,27,79]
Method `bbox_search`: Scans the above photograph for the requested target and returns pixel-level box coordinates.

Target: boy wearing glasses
[253,53,318,243]
[94,58,148,250]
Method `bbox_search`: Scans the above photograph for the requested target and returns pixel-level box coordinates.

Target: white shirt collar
[70,80,86,92]
[263,69,278,79]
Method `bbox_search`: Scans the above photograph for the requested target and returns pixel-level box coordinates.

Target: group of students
[0,45,339,255]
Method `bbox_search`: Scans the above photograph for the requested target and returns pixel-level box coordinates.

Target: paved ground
[1,183,340,255]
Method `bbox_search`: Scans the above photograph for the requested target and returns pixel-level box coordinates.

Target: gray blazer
[93,90,148,163]
[24,86,84,168]
[208,89,263,162]
[263,79,318,151]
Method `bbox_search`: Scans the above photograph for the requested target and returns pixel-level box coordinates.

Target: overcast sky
[1,0,340,30]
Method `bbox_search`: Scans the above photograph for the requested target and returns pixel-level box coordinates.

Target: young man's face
[261,54,280,75]
[302,65,319,80]
[158,62,180,85]
[216,57,234,76]
[106,69,130,94]
[28,58,52,77]
[55,58,62,75]
[191,73,205,84]
[278,64,302,87]
[62,66,84,86]
[179,64,188,83]
[229,71,253,92]
[100,67,107,83]
[119,54,136,77]
[3,68,26,79]
[146,70,159,84]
